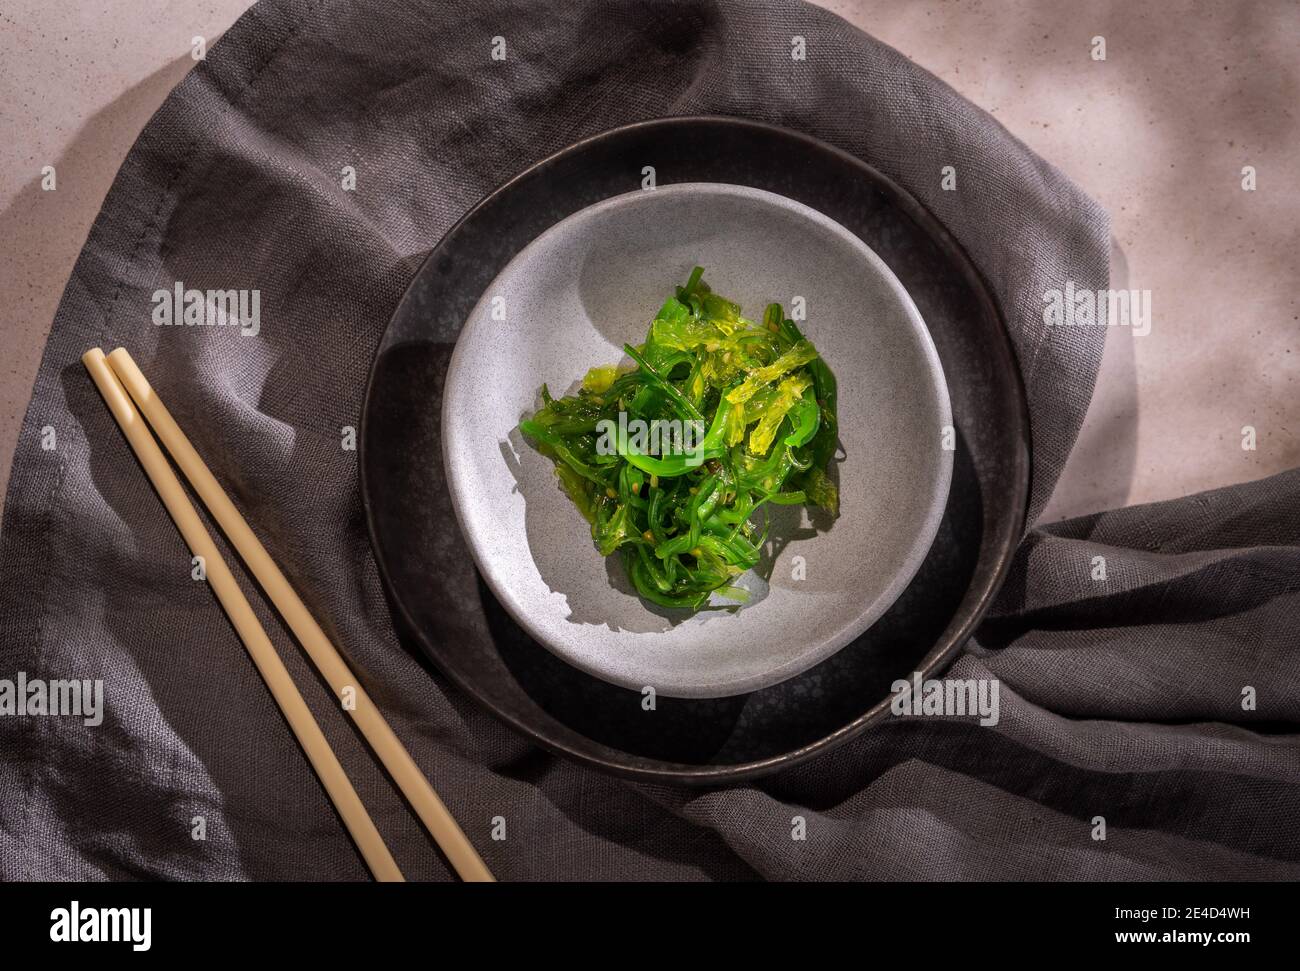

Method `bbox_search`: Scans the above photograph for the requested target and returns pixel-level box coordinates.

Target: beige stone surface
[1,1,1297,523]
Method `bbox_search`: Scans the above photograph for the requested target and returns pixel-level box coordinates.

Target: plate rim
[360,115,1031,783]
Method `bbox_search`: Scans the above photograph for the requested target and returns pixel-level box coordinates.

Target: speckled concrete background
[1,0,1296,521]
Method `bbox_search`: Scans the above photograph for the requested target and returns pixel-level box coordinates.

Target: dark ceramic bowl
[361,117,1029,783]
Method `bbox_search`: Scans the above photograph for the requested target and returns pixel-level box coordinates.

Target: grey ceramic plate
[362,115,1029,783]
[442,183,952,698]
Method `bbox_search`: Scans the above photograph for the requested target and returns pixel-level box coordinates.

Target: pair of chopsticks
[83,348,493,883]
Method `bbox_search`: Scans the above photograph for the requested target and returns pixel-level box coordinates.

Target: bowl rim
[439,180,955,698]
[360,115,1031,784]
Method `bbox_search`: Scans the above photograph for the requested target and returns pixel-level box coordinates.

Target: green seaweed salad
[519,268,839,610]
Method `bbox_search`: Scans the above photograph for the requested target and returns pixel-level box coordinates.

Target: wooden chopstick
[104,347,494,883]
[82,348,404,881]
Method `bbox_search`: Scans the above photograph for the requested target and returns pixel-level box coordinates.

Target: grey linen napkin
[2,0,1296,880]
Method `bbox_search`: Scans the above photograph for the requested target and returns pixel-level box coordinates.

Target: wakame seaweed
[519,267,839,610]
